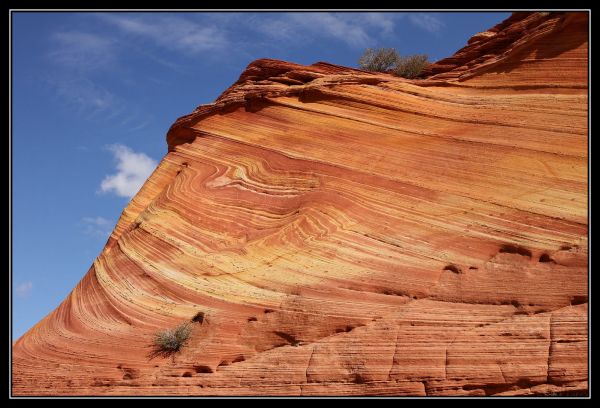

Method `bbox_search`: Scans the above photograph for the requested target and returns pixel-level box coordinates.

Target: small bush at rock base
[153,322,192,353]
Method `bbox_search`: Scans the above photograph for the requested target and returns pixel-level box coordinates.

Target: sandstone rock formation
[12,12,588,396]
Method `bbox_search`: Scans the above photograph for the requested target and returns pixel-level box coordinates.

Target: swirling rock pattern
[12,12,588,396]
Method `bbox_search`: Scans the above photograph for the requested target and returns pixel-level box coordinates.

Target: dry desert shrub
[392,54,429,78]
[358,48,401,72]
[358,48,429,78]
[153,322,192,354]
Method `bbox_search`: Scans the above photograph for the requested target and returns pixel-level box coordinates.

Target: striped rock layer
[12,12,588,396]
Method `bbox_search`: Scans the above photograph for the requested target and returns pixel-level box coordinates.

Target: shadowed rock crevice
[443,264,462,274]
[273,331,302,347]
[498,244,532,258]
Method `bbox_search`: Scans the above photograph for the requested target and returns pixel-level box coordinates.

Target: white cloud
[44,76,151,130]
[254,13,400,49]
[251,17,297,41]
[15,281,32,298]
[409,13,445,33]
[248,13,413,49]
[82,216,110,225]
[48,31,115,71]
[45,31,145,125]
[289,13,372,48]
[358,12,398,35]
[81,216,113,238]
[100,144,157,198]
[50,77,116,113]
[98,14,229,54]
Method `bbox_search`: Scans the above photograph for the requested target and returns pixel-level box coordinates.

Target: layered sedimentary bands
[13,12,588,396]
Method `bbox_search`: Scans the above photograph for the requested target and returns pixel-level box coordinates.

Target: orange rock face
[12,12,588,396]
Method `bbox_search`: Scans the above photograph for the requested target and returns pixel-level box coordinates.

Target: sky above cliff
[11,11,511,339]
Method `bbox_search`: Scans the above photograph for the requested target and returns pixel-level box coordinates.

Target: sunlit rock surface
[13,12,588,396]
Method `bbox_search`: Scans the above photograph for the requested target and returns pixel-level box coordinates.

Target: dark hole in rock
[570,295,587,305]
[232,356,245,363]
[516,378,534,388]
[510,300,521,308]
[192,311,205,323]
[121,368,139,380]
[539,253,554,263]
[218,360,230,367]
[382,288,410,297]
[560,245,572,251]
[264,309,275,314]
[274,331,301,346]
[499,244,532,258]
[514,310,529,315]
[182,372,192,378]
[194,365,213,374]
[443,264,461,274]
[353,374,367,384]
[248,317,258,322]
[469,266,478,270]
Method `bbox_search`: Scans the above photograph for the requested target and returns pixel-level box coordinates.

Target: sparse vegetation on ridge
[358,48,401,72]
[392,54,429,79]
[358,47,430,78]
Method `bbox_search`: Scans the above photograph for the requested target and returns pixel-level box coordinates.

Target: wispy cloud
[100,144,157,198]
[15,281,33,298]
[50,77,116,114]
[252,13,401,49]
[409,13,445,33]
[98,14,229,54]
[45,32,121,119]
[288,13,372,48]
[127,43,184,72]
[360,12,398,35]
[44,27,154,129]
[48,31,115,72]
[80,216,114,238]
[44,75,151,130]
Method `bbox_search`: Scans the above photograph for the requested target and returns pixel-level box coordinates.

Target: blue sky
[11,11,511,339]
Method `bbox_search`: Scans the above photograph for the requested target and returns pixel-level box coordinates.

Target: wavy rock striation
[13,12,588,396]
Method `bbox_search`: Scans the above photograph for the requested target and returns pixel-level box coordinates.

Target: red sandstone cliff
[12,12,588,396]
